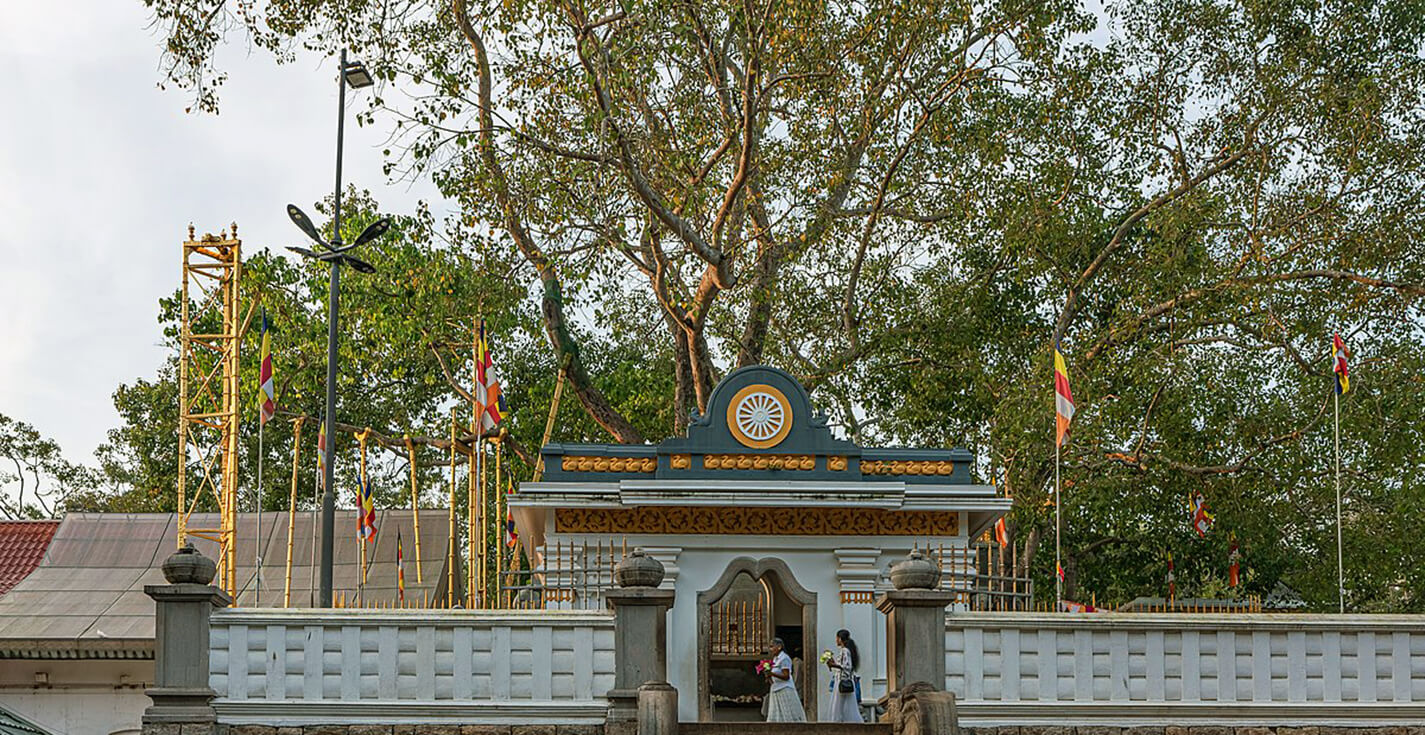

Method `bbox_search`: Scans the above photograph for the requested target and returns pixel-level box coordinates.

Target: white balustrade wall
[946,613,1425,726]
[209,609,615,725]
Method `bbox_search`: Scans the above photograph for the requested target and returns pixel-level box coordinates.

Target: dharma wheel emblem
[727,384,793,449]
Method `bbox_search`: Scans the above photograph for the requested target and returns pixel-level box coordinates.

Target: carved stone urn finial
[161,543,217,585]
[614,548,665,588]
[889,548,941,590]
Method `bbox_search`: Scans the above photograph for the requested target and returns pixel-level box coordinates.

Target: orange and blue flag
[258,309,275,425]
[1190,492,1214,537]
[475,319,506,432]
[1332,333,1350,394]
[1054,345,1075,447]
[357,476,377,542]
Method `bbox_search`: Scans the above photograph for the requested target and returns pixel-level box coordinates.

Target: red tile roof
[0,521,59,596]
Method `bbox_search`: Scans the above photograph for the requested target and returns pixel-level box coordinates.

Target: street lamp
[285,48,391,608]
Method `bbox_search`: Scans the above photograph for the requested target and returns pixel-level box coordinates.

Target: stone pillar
[142,545,232,731]
[637,681,678,735]
[876,549,954,694]
[605,549,675,734]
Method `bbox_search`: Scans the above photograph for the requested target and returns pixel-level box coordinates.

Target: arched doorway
[697,557,817,722]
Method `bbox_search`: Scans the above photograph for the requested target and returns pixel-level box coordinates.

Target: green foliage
[110,0,1425,612]
[0,413,97,518]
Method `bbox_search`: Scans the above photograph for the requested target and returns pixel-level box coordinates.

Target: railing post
[877,549,961,735]
[605,549,675,735]
[142,545,232,733]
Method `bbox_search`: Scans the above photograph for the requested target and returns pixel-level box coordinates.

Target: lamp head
[286,204,328,249]
[353,217,391,248]
[343,60,375,89]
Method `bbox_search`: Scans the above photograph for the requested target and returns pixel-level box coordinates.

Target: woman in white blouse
[764,637,806,722]
[825,629,864,722]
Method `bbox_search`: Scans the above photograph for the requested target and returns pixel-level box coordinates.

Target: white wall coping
[947,611,1425,632]
[212,608,614,626]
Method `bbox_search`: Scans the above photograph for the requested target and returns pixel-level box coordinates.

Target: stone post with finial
[878,548,956,693]
[604,548,675,735]
[874,549,962,735]
[142,544,232,732]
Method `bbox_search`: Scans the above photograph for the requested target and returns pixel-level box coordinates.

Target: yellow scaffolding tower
[176,225,243,600]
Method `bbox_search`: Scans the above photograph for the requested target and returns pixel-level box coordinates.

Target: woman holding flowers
[825,629,864,722]
[763,637,805,722]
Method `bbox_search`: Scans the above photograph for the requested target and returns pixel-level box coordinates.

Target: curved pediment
[539,365,973,484]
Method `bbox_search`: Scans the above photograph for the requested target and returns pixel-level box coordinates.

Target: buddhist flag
[316,422,328,489]
[1059,599,1099,613]
[505,511,519,549]
[396,531,406,604]
[1054,345,1075,447]
[994,517,1009,548]
[1332,333,1350,394]
[1228,536,1241,588]
[257,310,276,425]
[1190,492,1214,537]
[475,320,507,432]
[357,476,377,542]
[1056,561,1065,581]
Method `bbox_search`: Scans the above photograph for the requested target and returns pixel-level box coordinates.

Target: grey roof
[0,703,53,735]
[0,510,457,658]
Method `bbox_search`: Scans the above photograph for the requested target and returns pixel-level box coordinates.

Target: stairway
[681,723,891,735]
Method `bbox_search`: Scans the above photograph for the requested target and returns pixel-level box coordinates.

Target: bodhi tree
[140,0,1425,609]
[145,0,1095,441]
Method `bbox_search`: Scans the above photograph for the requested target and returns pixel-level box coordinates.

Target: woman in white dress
[764,637,806,722]
[826,629,864,722]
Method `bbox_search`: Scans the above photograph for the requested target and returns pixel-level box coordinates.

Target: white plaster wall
[945,613,1425,725]
[0,660,151,735]
[208,608,615,725]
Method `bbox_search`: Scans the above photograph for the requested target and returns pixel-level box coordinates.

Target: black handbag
[838,673,855,694]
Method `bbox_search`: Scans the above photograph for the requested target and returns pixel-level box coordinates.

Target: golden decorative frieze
[559,455,657,473]
[827,456,848,471]
[840,591,875,604]
[861,459,954,476]
[555,506,958,536]
[702,454,814,471]
[669,454,692,470]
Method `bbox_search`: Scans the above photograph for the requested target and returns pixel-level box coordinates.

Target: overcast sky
[0,4,441,463]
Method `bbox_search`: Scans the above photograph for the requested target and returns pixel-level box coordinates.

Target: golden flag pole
[494,435,504,608]
[357,428,372,605]
[475,316,487,609]
[283,417,304,607]
[447,409,457,608]
[404,435,424,583]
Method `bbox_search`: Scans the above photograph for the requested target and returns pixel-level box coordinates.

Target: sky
[0,4,442,464]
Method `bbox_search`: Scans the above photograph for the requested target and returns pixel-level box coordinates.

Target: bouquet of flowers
[819,650,834,664]
[755,659,774,675]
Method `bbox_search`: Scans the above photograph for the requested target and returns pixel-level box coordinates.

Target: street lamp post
[286,49,388,607]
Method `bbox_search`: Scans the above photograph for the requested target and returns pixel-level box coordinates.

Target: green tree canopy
[106,0,1425,610]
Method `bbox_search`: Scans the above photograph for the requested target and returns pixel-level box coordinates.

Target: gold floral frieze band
[555,506,958,536]
[861,460,954,476]
[559,456,658,473]
[702,454,815,470]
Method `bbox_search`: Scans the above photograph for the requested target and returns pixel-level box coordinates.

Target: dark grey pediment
[539,365,972,484]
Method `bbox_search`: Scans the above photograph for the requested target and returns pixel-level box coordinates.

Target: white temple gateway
[511,365,1012,721]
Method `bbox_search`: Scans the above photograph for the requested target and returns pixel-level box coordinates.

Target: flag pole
[1055,437,1062,608]
[310,420,321,607]
[255,417,264,605]
[1334,385,1344,613]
